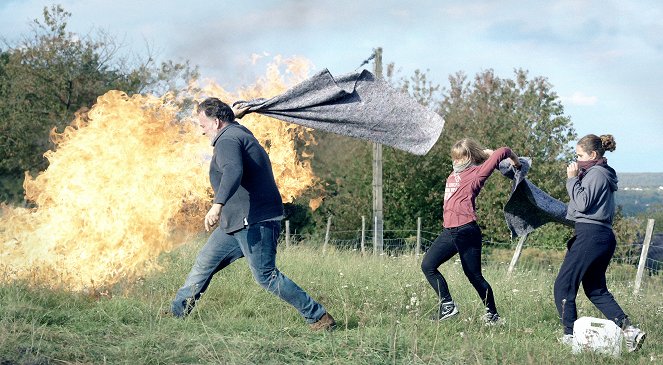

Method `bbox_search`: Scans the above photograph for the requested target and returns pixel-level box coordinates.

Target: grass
[1,239,661,364]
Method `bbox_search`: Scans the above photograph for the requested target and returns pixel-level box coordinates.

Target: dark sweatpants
[553,222,627,335]
[421,221,498,314]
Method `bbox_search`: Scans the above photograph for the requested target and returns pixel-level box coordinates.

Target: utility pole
[372,47,384,256]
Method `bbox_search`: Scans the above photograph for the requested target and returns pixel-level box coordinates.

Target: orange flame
[0,57,317,290]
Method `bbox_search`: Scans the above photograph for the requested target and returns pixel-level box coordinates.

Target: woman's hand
[509,150,522,169]
[567,162,579,178]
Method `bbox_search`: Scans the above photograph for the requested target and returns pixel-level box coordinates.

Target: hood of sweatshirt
[590,164,618,192]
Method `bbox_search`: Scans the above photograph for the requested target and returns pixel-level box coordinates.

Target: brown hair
[450,138,489,165]
[196,97,235,123]
[577,134,616,158]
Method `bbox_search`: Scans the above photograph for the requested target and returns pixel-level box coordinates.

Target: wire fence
[282,224,663,294]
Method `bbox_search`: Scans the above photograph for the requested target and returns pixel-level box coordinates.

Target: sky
[1,0,662,173]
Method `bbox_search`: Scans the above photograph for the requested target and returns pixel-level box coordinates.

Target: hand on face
[567,162,579,178]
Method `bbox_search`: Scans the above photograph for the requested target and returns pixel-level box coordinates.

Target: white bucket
[572,316,623,356]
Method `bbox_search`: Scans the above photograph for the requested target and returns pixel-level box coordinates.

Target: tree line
[0,5,197,202]
[296,67,578,244]
[3,5,653,247]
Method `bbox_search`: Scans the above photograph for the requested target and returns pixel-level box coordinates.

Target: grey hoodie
[565,164,619,227]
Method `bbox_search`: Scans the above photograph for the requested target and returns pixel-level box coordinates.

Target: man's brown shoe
[310,313,336,331]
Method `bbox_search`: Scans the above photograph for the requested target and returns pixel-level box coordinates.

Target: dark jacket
[566,164,618,227]
[210,122,284,233]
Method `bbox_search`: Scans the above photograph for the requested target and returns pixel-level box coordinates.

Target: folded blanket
[239,69,445,155]
[499,158,574,237]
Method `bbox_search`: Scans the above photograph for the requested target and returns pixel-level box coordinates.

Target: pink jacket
[443,147,513,228]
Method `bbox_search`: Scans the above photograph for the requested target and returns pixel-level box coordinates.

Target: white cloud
[561,92,598,106]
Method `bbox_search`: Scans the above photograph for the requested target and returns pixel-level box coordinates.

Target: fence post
[634,219,655,294]
[416,217,422,257]
[285,220,290,248]
[361,215,366,255]
[323,216,332,254]
[372,47,384,258]
[507,234,528,276]
[373,215,378,255]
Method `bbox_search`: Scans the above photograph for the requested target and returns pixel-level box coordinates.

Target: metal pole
[372,47,384,256]
[634,219,655,294]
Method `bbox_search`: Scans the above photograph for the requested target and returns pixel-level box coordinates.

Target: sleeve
[476,147,513,180]
[566,169,607,213]
[213,137,244,205]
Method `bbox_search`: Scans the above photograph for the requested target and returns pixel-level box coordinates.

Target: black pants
[421,222,497,314]
[553,223,627,335]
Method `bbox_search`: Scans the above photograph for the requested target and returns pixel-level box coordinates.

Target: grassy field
[1,239,661,364]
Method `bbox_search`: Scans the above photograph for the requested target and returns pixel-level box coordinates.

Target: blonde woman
[421,138,520,324]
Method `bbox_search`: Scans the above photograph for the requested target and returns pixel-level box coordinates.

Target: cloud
[561,91,598,106]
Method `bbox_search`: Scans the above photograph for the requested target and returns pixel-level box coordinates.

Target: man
[169,97,335,331]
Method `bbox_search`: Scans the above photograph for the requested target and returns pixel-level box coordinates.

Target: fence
[281,217,662,294]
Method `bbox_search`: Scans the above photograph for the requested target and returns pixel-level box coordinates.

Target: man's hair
[196,97,235,123]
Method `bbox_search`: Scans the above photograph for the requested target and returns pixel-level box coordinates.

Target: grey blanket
[239,69,445,155]
[499,158,574,237]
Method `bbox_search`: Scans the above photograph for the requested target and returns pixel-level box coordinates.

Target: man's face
[197,111,219,140]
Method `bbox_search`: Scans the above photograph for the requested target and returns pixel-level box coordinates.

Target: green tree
[290,67,578,245]
[0,5,198,202]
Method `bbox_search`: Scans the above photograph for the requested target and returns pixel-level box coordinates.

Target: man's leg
[171,227,244,317]
[234,220,327,324]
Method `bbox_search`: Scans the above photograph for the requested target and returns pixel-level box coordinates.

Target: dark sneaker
[483,311,503,326]
[310,313,336,331]
[623,325,646,352]
[431,301,459,321]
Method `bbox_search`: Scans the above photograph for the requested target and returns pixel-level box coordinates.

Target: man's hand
[231,103,250,119]
[567,162,579,178]
[205,203,223,232]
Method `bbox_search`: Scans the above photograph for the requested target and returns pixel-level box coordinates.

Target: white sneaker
[559,334,574,347]
[483,311,503,326]
[623,325,646,352]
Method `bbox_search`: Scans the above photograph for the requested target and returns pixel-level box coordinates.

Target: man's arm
[213,137,244,206]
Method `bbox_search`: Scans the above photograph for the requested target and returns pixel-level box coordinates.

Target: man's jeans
[171,220,326,323]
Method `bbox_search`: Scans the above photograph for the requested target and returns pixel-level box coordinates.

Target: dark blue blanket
[499,158,574,237]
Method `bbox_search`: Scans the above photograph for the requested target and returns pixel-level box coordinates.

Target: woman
[554,134,645,351]
[421,138,520,325]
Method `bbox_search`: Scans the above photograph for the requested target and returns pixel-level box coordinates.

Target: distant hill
[616,173,663,215]
[618,172,663,188]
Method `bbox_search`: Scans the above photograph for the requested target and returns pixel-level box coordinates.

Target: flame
[0,57,317,290]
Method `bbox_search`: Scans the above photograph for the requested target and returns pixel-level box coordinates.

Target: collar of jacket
[211,121,240,146]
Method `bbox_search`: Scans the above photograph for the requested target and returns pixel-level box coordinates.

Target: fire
[0,57,317,290]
